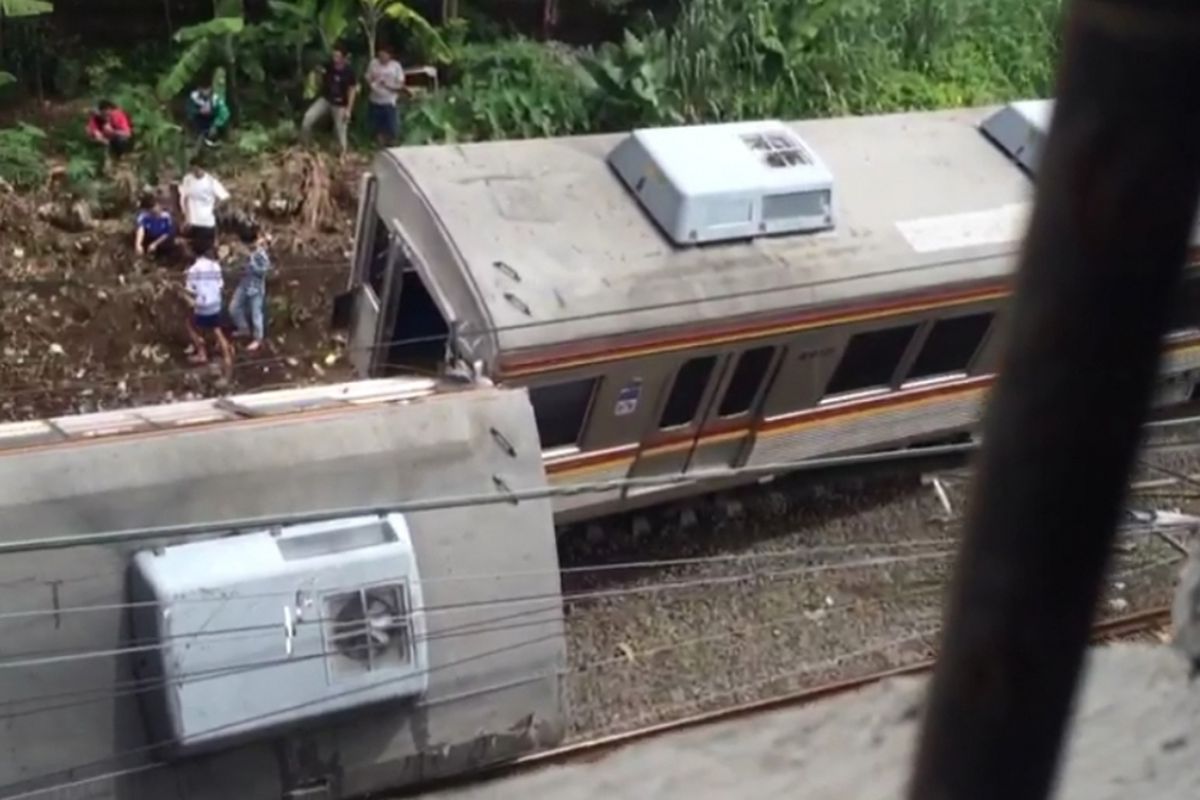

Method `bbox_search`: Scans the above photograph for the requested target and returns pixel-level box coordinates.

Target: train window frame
[658,356,719,429]
[716,346,778,418]
[367,212,393,300]
[820,323,920,402]
[902,312,995,385]
[529,378,601,453]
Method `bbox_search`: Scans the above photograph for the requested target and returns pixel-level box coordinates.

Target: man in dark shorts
[365,45,406,146]
[185,243,233,374]
[301,45,359,155]
[179,157,230,255]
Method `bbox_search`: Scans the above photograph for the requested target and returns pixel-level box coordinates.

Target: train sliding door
[624,344,782,496]
[685,344,783,472]
[624,353,729,497]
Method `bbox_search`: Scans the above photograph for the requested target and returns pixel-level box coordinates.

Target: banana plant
[357,0,450,64]
[156,0,258,120]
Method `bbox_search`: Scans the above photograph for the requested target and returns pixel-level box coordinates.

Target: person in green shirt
[186,81,230,147]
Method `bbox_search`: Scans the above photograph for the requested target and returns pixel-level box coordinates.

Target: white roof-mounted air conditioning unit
[128,513,428,757]
[608,120,836,246]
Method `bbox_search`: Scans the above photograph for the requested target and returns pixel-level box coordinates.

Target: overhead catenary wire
[0,620,949,800]
[5,429,1198,560]
[0,551,1178,725]
[0,549,959,663]
[0,581,953,724]
[0,533,961,594]
[0,442,981,556]
[0,536,961,623]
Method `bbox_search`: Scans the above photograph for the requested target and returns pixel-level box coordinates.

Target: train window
[824,324,919,396]
[659,356,717,428]
[718,347,776,417]
[529,378,599,450]
[906,313,994,380]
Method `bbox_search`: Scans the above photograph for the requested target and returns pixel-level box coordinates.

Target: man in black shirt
[301,46,359,155]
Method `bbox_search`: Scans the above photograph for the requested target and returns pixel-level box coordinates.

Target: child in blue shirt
[134,194,176,259]
[229,223,272,352]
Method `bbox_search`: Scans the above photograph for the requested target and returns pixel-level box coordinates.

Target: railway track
[397,607,1172,798]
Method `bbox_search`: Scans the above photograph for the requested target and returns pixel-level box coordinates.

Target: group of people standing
[133,158,272,375]
[86,43,420,159]
[301,43,414,154]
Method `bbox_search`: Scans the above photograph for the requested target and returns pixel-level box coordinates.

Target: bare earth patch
[0,149,364,420]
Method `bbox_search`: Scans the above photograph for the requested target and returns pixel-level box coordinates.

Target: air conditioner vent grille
[324,583,413,682]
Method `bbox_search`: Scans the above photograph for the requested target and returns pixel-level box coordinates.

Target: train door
[685,344,784,472]
[624,352,730,496]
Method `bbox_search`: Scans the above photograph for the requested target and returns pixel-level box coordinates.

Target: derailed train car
[341,98,1200,522]
[0,384,567,799]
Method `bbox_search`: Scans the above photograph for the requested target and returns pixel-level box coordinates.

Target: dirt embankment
[0,150,364,421]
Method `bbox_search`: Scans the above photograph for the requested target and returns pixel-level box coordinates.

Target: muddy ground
[0,149,363,421]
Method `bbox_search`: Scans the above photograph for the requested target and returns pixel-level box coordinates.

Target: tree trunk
[162,0,174,41]
[541,0,558,40]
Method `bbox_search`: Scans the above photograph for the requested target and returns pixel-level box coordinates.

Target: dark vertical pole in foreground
[907,3,1200,800]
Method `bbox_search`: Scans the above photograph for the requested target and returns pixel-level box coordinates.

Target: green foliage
[158,16,247,99]
[374,1,451,63]
[403,39,592,143]
[0,0,52,18]
[4,0,1068,174]
[111,84,186,183]
[582,0,1061,127]
[0,123,48,189]
[233,120,297,156]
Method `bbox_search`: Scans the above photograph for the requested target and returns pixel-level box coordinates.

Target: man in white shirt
[365,44,407,146]
[185,243,233,373]
[179,157,230,255]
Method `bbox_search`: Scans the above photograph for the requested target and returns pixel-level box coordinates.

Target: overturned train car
[342,99,1200,523]
[0,385,567,800]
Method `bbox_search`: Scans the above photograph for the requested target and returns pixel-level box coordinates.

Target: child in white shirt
[185,244,232,373]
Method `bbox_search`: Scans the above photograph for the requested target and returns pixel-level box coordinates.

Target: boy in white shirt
[179,156,230,255]
[185,243,233,373]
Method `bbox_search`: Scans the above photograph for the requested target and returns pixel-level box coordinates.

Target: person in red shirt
[86,100,134,157]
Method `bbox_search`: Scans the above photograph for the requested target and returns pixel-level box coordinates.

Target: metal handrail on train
[906,1,1200,799]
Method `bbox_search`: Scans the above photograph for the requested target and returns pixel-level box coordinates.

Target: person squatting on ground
[301,46,359,155]
[186,82,231,146]
[365,44,406,146]
[86,100,134,158]
[179,157,230,255]
[184,243,233,372]
[228,224,272,352]
[134,194,176,259]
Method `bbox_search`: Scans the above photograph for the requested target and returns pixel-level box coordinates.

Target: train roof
[375,103,1045,371]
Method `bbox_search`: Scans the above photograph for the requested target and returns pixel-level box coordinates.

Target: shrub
[403,39,594,143]
[0,123,48,189]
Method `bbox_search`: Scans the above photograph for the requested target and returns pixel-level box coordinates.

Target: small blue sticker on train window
[614,380,642,416]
